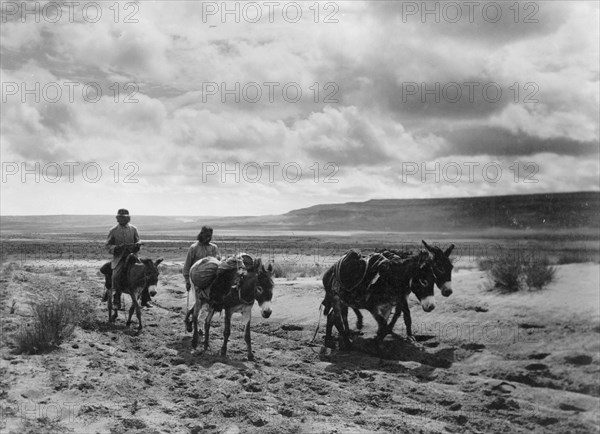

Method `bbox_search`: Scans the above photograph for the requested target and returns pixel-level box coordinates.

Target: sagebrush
[483,255,556,292]
[524,258,557,289]
[271,262,323,279]
[13,292,95,354]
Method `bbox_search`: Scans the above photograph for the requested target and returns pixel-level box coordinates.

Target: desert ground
[1,236,599,434]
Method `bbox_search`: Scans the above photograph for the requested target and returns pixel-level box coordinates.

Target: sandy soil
[1,260,599,433]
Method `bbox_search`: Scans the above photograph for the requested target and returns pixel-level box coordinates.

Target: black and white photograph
[1,1,599,433]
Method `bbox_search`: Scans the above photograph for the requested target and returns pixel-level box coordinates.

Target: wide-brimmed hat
[116,209,130,217]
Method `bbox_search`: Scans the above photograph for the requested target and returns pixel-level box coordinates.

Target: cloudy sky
[1,1,598,216]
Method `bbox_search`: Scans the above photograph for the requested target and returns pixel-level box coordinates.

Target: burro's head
[422,240,455,297]
[253,260,274,319]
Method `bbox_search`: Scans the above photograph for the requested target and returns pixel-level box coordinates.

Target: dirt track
[1,261,599,433]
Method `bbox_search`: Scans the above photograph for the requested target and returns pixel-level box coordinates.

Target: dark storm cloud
[351,72,512,121]
[366,1,571,43]
[38,104,74,136]
[440,126,600,157]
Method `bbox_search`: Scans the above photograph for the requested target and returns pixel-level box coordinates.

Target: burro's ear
[422,240,434,252]
[418,251,429,269]
[444,244,455,257]
[155,258,164,266]
[267,263,273,274]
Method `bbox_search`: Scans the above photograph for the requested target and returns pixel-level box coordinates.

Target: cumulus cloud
[1,0,598,215]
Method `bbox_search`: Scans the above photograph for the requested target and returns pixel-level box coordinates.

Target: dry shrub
[524,258,556,289]
[556,250,599,265]
[486,255,556,292]
[13,292,95,354]
[487,255,524,292]
[272,262,323,279]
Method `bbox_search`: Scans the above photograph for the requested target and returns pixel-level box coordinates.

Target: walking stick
[185,290,190,334]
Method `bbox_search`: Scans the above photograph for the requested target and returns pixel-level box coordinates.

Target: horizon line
[0,190,597,218]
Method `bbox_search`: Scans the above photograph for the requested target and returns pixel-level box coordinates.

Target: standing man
[183,226,220,331]
[105,209,143,309]
[182,226,221,291]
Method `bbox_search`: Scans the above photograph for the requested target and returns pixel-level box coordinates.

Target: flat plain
[1,227,599,433]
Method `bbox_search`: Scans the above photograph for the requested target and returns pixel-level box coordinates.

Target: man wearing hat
[105,209,144,309]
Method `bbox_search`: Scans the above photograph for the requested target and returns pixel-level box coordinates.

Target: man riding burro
[183,226,221,331]
[104,209,151,309]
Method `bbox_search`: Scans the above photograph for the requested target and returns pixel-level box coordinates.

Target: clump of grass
[555,250,600,265]
[12,292,95,354]
[485,255,556,292]
[487,255,524,292]
[524,258,556,290]
[271,262,323,279]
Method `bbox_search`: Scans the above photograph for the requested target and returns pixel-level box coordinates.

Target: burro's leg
[387,301,403,336]
[220,308,233,358]
[191,292,205,349]
[112,267,122,311]
[203,307,216,351]
[185,284,198,333]
[325,309,335,348]
[354,308,364,331]
[341,304,350,334]
[322,298,336,347]
[332,295,351,350]
[185,308,193,332]
[242,305,254,361]
[126,302,135,327]
[126,290,135,327]
[110,273,120,321]
[125,288,143,334]
[400,295,416,343]
[134,293,143,334]
[373,304,393,356]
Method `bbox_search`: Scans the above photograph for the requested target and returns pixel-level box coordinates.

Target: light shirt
[106,223,140,268]
[183,241,221,283]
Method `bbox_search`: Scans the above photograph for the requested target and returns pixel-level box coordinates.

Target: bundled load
[190,257,221,290]
[334,249,367,290]
[190,253,253,291]
[332,249,393,305]
[218,256,242,273]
